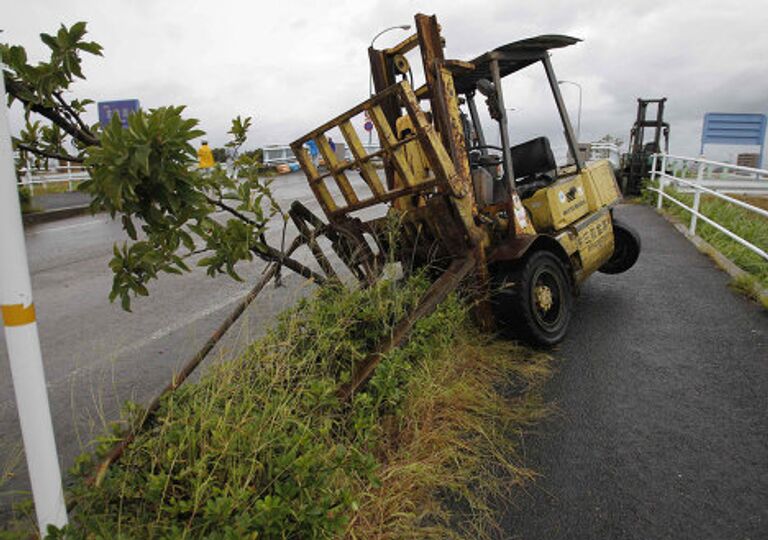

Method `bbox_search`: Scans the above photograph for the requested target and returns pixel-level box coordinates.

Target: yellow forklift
[287,13,640,353]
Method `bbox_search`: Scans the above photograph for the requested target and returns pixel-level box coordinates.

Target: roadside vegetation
[16,186,36,214]
[2,274,552,539]
[20,179,86,196]
[642,181,768,305]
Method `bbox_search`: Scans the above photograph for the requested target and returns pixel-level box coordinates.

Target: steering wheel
[469,144,509,184]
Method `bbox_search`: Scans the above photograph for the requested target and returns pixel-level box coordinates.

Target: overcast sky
[4,0,767,163]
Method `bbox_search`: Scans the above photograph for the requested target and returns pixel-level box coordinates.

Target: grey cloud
[3,0,766,162]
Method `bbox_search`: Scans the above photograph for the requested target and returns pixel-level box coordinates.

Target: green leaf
[122,215,137,240]
[69,22,87,42]
[120,293,132,312]
[39,33,58,51]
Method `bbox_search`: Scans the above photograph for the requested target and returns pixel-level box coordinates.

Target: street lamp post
[558,80,582,142]
[368,24,411,144]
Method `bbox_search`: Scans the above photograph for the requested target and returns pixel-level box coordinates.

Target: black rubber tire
[599,218,642,275]
[492,250,573,347]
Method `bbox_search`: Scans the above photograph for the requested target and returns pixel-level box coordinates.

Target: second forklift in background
[620,98,670,196]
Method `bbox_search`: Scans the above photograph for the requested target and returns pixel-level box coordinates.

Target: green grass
[27,180,85,196]
[730,274,768,309]
[2,274,551,539]
[17,186,37,214]
[642,181,768,289]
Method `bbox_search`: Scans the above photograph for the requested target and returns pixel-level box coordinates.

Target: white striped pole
[0,59,68,534]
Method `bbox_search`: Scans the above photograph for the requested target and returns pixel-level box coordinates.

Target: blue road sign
[98,99,140,128]
[701,113,766,167]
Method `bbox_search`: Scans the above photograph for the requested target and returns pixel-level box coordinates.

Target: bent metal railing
[648,153,768,261]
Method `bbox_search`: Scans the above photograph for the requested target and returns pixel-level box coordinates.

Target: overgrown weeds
[730,274,768,310]
[5,274,552,539]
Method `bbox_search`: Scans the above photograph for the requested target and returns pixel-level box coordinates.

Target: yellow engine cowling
[523,175,589,231]
[523,159,622,233]
[582,160,622,212]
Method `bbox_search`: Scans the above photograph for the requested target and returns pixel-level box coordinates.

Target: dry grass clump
[347,333,553,539]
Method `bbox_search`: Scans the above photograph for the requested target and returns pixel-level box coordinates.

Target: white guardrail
[17,163,89,195]
[648,153,768,261]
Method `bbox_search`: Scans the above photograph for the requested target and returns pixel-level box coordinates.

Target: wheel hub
[534,284,554,313]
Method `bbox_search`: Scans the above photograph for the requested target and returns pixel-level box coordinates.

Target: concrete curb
[655,208,768,306]
[22,205,98,225]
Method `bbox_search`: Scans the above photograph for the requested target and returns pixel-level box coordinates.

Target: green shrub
[55,275,463,538]
[17,186,31,206]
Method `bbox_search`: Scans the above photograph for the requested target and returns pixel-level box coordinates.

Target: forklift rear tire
[599,218,641,274]
[493,250,573,347]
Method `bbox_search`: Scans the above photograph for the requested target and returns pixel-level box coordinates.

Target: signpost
[98,99,140,128]
[364,110,374,144]
[1,58,68,535]
[700,113,767,168]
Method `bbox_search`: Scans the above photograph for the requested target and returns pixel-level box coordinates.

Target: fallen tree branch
[89,235,309,489]
[53,91,93,135]
[4,75,99,146]
[204,194,327,283]
[337,255,476,400]
[15,141,84,164]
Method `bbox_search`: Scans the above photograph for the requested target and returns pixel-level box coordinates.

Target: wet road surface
[504,204,768,539]
[0,172,323,517]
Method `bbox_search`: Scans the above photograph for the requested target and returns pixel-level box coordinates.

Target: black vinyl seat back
[511,136,556,180]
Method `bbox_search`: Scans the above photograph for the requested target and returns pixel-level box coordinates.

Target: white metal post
[25,159,34,196]
[688,160,705,235]
[0,60,68,534]
[656,154,667,209]
[689,189,701,236]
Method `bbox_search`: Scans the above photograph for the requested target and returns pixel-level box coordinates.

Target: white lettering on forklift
[512,193,529,229]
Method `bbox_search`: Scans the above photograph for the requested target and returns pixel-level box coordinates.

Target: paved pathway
[504,204,768,539]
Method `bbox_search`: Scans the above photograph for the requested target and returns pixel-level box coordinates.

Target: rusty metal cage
[290,80,465,222]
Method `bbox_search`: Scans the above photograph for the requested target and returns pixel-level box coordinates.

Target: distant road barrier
[649,153,768,261]
[263,143,381,166]
[17,163,89,195]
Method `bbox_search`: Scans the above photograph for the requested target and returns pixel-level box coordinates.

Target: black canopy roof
[453,35,581,94]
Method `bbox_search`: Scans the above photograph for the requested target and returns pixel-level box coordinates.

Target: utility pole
[0,55,68,535]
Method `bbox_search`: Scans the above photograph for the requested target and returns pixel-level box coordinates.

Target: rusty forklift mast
[620,98,670,195]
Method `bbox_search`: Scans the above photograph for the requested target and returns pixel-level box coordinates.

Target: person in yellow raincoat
[197,140,215,169]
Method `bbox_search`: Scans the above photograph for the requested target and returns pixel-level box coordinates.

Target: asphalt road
[504,204,768,539]
[0,172,326,518]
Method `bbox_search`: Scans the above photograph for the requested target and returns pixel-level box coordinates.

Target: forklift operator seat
[511,136,557,198]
